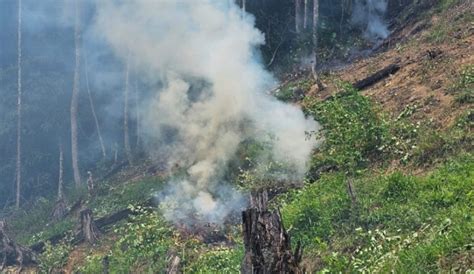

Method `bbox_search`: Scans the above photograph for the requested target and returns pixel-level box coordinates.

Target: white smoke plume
[94,0,318,224]
[352,0,390,40]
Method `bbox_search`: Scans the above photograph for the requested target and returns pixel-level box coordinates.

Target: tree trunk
[123,54,133,165]
[242,0,246,17]
[303,0,309,30]
[0,221,36,270]
[166,255,180,274]
[51,144,67,221]
[295,0,303,33]
[85,55,106,159]
[134,78,140,148]
[58,143,64,200]
[15,0,23,210]
[78,209,100,244]
[311,0,324,91]
[241,191,303,274]
[71,0,82,187]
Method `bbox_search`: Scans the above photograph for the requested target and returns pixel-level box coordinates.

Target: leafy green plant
[304,86,389,172]
[452,65,474,104]
[186,246,244,273]
[38,241,72,273]
[78,205,172,273]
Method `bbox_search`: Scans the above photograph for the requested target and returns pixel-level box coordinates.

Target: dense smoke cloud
[352,0,390,40]
[94,0,318,224]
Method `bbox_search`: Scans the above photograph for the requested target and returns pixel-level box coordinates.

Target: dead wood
[77,209,101,244]
[353,64,400,90]
[0,220,36,270]
[166,255,181,274]
[241,191,302,274]
[51,198,68,222]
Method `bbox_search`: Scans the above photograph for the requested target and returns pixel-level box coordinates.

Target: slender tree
[85,55,106,159]
[304,0,309,30]
[15,0,22,209]
[134,77,140,148]
[311,0,321,85]
[58,143,64,200]
[51,143,67,221]
[295,0,303,33]
[123,54,133,165]
[71,0,82,186]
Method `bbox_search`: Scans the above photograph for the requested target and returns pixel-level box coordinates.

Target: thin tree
[71,0,82,186]
[15,0,22,209]
[242,0,246,17]
[311,0,323,90]
[57,143,64,200]
[304,0,309,30]
[134,77,140,148]
[295,0,303,33]
[51,143,67,221]
[84,56,106,159]
[123,54,133,165]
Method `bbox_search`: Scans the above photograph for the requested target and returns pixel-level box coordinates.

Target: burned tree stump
[51,198,68,222]
[0,221,36,270]
[78,209,101,244]
[241,191,302,274]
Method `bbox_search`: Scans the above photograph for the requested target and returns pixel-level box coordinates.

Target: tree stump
[51,198,68,221]
[0,220,36,270]
[166,255,180,274]
[241,191,302,274]
[78,209,101,244]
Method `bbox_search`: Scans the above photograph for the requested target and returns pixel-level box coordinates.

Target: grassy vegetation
[281,154,473,272]
[274,75,474,272]
[78,206,172,273]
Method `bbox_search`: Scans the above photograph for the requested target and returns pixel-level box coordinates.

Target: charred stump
[0,221,36,270]
[78,209,101,244]
[241,191,302,274]
[51,198,68,222]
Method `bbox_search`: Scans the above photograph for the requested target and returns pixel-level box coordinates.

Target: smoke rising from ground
[94,0,318,224]
[352,0,390,40]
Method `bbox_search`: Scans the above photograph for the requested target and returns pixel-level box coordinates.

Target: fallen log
[0,221,36,270]
[241,191,302,274]
[353,63,400,90]
[31,197,155,253]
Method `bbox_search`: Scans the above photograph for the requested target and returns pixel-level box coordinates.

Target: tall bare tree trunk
[84,56,106,159]
[51,143,67,221]
[295,0,303,33]
[15,0,22,209]
[123,55,133,165]
[58,143,64,200]
[312,0,321,85]
[134,78,140,148]
[304,0,309,30]
[242,0,246,17]
[71,0,82,186]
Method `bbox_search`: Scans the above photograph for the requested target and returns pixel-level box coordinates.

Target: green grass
[281,154,474,272]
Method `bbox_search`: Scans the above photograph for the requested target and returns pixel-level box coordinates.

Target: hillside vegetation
[1,0,472,273]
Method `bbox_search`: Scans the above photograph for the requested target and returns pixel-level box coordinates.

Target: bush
[38,241,72,273]
[383,172,416,201]
[78,205,172,273]
[186,246,244,273]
